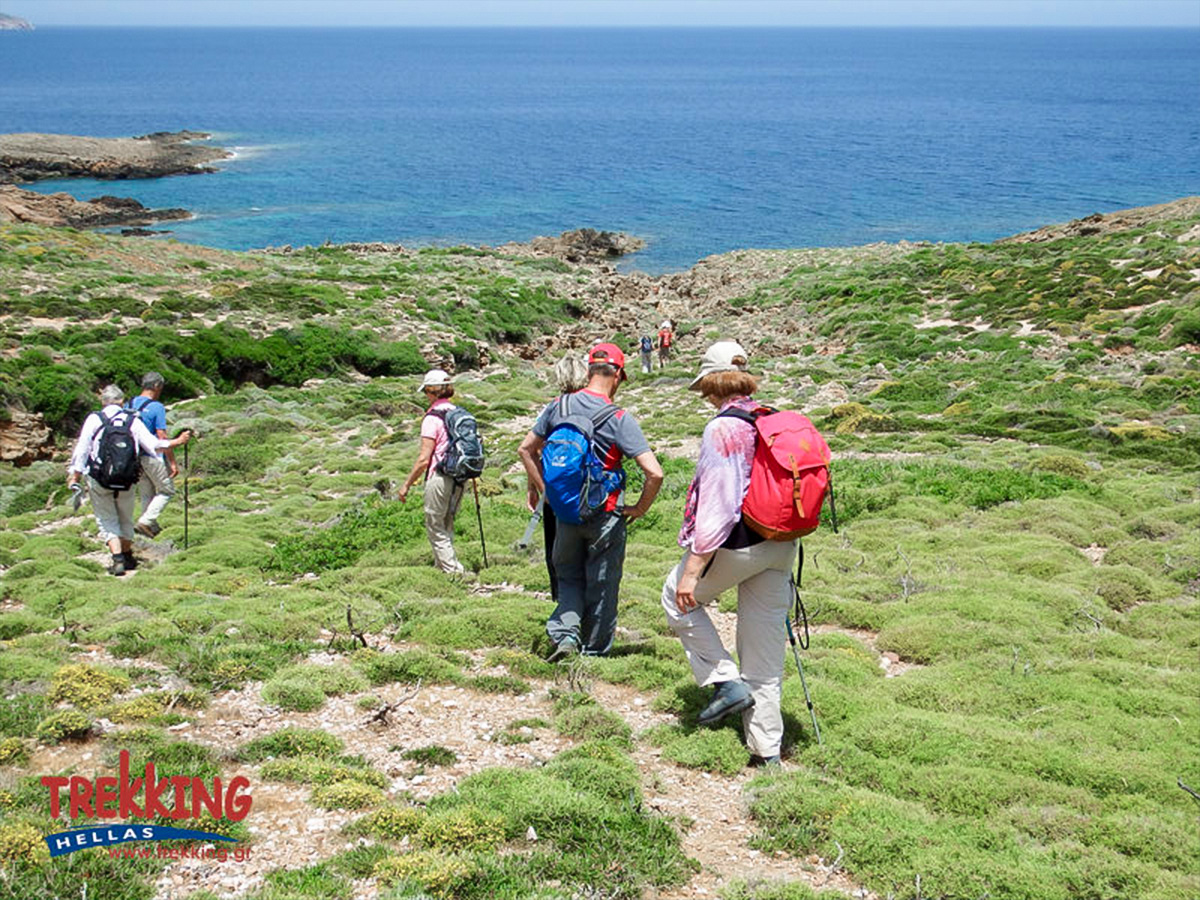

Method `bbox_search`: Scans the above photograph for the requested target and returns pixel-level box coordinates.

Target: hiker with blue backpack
[398,369,485,575]
[518,343,664,660]
[661,341,832,766]
[67,384,193,576]
[129,371,178,539]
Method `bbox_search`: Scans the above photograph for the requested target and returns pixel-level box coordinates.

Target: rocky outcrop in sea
[0,131,229,183]
[0,185,190,229]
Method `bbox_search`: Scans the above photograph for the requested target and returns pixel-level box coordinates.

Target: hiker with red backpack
[656,320,674,368]
[399,369,485,576]
[661,341,832,765]
[518,343,664,660]
[67,384,193,576]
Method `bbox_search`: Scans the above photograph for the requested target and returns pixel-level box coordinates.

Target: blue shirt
[130,396,167,456]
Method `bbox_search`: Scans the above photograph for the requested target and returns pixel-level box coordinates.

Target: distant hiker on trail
[67,384,192,577]
[129,371,177,539]
[657,320,674,368]
[519,343,664,660]
[637,334,654,375]
[398,369,483,575]
[538,353,590,604]
[660,341,796,766]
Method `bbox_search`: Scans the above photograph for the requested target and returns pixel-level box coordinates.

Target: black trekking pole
[786,579,823,747]
[471,478,488,568]
[183,441,189,550]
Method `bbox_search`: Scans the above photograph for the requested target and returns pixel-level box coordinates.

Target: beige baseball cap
[689,340,749,390]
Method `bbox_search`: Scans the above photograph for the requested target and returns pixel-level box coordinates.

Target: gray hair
[553,354,589,394]
[141,371,165,391]
[99,384,124,406]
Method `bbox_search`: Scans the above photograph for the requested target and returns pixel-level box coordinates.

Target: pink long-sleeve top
[678,395,760,554]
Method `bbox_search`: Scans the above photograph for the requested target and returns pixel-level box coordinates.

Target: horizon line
[9,23,1199,29]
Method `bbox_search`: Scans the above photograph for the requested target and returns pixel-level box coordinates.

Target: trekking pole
[471,478,488,568]
[786,578,823,747]
[183,441,189,550]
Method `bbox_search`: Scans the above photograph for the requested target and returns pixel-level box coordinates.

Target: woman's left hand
[675,572,699,614]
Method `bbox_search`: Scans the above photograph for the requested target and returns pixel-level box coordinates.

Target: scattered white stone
[303,572,318,580]
[167,721,191,731]
[526,826,538,841]
[306,817,326,832]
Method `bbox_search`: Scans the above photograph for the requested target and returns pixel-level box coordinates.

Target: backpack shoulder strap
[716,404,774,425]
[589,403,621,431]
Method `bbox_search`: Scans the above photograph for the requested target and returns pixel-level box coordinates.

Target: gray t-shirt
[534,389,650,509]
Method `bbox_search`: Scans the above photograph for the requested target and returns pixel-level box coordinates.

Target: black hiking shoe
[697,680,755,726]
[121,552,138,571]
[546,636,581,663]
[135,521,161,538]
[108,555,126,577]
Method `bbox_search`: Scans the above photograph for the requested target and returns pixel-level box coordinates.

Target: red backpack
[719,406,836,540]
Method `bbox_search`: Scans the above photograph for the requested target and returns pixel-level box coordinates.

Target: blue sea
[1,27,1197,272]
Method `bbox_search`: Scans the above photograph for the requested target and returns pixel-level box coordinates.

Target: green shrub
[401,745,458,767]
[35,709,92,743]
[270,499,426,573]
[350,805,426,841]
[261,678,326,711]
[47,663,130,709]
[0,736,30,766]
[418,806,506,851]
[310,780,384,810]
[239,727,344,762]
[260,757,387,788]
[374,850,478,897]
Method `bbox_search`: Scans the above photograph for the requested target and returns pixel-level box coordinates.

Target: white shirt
[69,405,171,475]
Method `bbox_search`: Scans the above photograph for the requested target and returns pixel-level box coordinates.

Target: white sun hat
[689,340,749,390]
[419,369,453,390]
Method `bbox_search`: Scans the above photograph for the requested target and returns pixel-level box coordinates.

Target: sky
[2,0,1198,28]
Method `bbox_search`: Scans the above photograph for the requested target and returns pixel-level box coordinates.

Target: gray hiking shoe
[697,679,755,726]
[108,555,126,577]
[546,636,581,663]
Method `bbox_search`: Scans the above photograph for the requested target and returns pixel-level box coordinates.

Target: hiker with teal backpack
[661,341,833,765]
[129,371,178,539]
[399,369,485,575]
[518,343,663,660]
[67,384,192,576]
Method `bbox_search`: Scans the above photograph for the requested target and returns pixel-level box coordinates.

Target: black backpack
[430,406,485,482]
[92,409,142,491]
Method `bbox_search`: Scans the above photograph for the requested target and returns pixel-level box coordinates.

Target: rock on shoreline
[0,130,230,183]
[0,185,190,229]
[498,228,646,262]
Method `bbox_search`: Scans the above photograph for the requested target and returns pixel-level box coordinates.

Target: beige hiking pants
[87,476,136,544]
[662,539,797,757]
[137,455,175,525]
[423,469,465,574]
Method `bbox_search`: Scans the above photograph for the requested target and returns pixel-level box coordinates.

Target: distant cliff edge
[0,13,34,30]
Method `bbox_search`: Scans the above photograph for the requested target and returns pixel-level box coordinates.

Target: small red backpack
[719,406,836,540]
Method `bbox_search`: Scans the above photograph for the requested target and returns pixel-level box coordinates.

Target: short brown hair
[425,384,455,400]
[697,371,758,402]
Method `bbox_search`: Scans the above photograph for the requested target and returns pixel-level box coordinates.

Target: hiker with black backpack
[518,343,663,660]
[66,384,193,576]
[660,341,832,766]
[398,369,485,575]
[636,334,654,375]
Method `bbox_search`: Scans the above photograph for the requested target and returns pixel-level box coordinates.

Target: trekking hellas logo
[40,750,252,858]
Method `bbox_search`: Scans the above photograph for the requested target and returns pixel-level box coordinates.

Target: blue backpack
[640,336,653,353]
[541,395,626,525]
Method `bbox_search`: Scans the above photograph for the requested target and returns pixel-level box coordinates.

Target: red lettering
[41,776,69,818]
[94,776,118,818]
[68,776,94,818]
[118,751,144,818]
[142,764,172,818]
[193,777,222,820]
[170,776,192,820]
[225,776,252,821]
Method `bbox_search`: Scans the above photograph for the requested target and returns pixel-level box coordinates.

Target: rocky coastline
[0,184,190,230]
[0,130,229,183]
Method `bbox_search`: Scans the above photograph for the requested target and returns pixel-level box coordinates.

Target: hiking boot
[135,520,161,538]
[697,679,755,726]
[546,636,581,663]
[121,552,138,571]
[108,555,127,577]
[750,754,782,769]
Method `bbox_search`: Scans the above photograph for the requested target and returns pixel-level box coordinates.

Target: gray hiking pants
[547,511,626,655]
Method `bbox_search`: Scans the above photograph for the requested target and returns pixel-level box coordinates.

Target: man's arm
[398,437,436,503]
[156,428,179,477]
[621,450,663,521]
[517,431,545,511]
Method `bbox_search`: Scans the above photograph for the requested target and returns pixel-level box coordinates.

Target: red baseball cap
[588,342,628,380]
